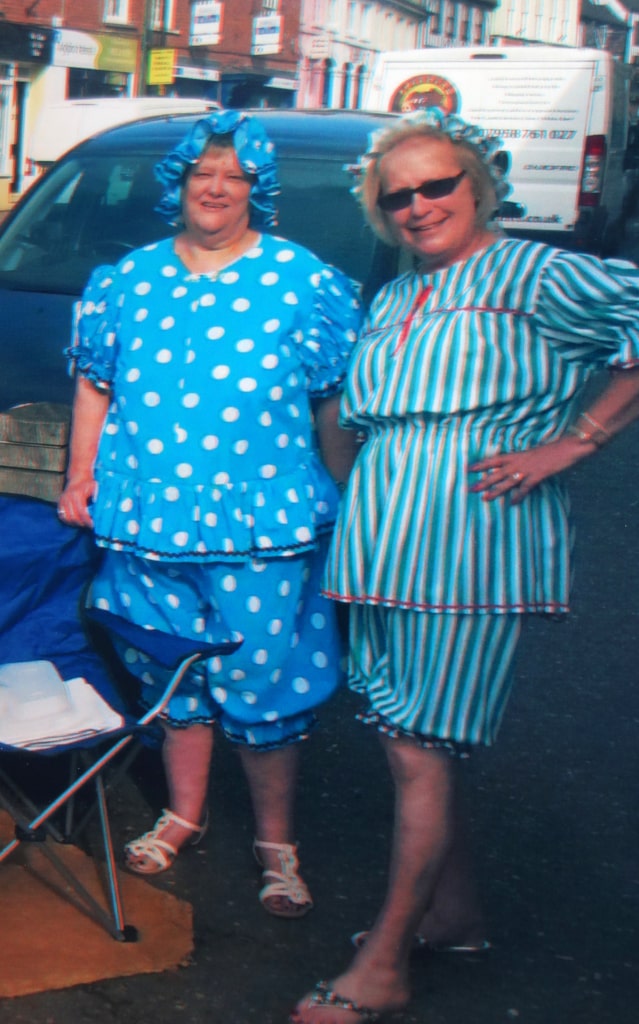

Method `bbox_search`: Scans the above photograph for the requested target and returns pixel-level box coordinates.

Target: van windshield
[0,150,396,302]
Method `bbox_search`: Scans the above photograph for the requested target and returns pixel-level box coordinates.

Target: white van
[28,97,219,175]
[363,46,637,253]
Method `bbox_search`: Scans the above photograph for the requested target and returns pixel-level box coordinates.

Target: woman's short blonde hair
[359,118,500,247]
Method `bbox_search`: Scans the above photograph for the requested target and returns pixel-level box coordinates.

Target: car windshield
[0,154,168,295]
[0,147,394,301]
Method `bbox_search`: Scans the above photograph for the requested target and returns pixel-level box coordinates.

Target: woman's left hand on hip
[469,438,588,504]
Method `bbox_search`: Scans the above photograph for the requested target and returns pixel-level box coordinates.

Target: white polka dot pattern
[73,235,361,561]
[89,545,340,745]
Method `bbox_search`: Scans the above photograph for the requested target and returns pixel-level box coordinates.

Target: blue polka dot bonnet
[154,109,281,230]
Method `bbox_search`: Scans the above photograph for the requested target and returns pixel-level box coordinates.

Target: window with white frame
[103,0,130,25]
[460,5,470,43]
[150,0,176,31]
[384,11,394,47]
[445,4,455,40]
[430,0,444,35]
[361,2,371,40]
[347,0,358,37]
[473,8,484,44]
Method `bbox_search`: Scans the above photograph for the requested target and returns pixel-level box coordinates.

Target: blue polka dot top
[67,234,362,562]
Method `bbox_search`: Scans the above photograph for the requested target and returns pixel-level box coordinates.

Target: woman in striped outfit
[291,112,639,1023]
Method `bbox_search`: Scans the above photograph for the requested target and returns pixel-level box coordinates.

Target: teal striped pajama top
[324,238,639,616]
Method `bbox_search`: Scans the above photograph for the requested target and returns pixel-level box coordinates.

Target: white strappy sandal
[124,808,209,875]
[253,839,313,918]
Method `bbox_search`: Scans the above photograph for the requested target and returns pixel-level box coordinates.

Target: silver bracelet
[566,412,610,448]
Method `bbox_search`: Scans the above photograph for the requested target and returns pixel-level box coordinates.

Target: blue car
[0,109,399,411]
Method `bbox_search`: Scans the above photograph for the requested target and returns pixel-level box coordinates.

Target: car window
[274,156,383,285]
[0,146,397,302]
[0,155,168,295]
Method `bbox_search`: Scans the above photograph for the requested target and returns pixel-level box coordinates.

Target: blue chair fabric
[0,496,226,939]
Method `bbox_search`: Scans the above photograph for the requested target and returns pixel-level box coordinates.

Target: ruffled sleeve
[297,263,362,397]
[65,264,120,391]
[536,250,639,369]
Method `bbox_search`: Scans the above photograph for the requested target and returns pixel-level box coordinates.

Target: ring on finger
[511,472,523,483]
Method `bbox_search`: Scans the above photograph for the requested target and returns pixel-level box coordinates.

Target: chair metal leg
[21,825,130,941]
[65,742,142,845]
[95,771,138,941]
[0,763,65,843]
[0,645,209,938]
[0,762,138,941]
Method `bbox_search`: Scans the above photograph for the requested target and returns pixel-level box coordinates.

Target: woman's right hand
[57,375,111,529]
[57,475,96,529]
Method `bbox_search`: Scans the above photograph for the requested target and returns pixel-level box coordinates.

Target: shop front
[0,23,53,207]
[50,28,139,98]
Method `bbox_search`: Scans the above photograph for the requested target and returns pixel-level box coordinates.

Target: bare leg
[125,722,213,870]
[163,721,214,825]
[239,743,312,917]
[291,737,460,1023]
[239,743,300,843]
[415,793,486,947]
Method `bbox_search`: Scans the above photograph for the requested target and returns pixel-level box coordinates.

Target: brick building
[0,1,301,207]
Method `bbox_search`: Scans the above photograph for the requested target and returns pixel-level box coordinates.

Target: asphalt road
[1,310,638,1024]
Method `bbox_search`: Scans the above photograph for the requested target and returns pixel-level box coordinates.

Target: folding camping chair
[0,495,230,941]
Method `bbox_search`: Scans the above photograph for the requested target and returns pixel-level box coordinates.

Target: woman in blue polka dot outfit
[57,110,362,917]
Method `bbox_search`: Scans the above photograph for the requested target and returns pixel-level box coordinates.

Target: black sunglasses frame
[377,170,467,213]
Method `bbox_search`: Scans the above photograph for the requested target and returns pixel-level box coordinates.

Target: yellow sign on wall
[148,49,176,85]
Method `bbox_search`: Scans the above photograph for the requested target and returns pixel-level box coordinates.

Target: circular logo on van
[389,74,459,115]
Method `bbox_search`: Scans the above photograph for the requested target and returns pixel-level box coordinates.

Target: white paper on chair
[0,661,124,750]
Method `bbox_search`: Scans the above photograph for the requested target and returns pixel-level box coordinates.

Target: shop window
[104,0,130,25]
[341,63,352,108]
[322,59,335,107]
[353,65,366,109]
[68,67,128,99]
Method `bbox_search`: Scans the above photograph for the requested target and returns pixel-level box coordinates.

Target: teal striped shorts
[348,605,522,752]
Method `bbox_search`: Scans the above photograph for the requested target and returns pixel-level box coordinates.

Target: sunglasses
[377,170,467,212]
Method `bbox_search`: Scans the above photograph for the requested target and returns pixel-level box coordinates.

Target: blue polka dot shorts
[89,542,342,748]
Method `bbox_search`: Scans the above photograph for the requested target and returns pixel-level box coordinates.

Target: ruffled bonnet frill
[350,108,512,210]
[154,109,281,230]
